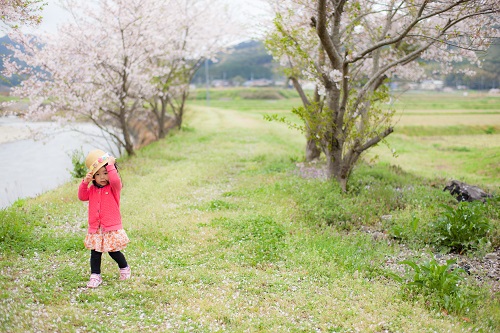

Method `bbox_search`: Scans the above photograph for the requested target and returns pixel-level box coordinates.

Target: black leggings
[90,250,128,274]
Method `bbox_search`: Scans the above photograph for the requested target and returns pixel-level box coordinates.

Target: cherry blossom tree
[3,0,240,155]
[141,0,237,139]
[0,0,45,32]
[266,0,499,191]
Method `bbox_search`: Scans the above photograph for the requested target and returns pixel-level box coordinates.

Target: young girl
[78,149,131,288]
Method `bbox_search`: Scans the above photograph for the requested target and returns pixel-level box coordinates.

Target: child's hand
[84,171,93,184]
[108,156,116,165]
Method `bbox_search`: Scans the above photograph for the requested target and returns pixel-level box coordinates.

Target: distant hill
[1,37,280,89]
[191,40,279,86]
[0,35,23,87]
[1,35,497,91]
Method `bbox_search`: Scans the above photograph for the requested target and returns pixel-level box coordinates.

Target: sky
[23,0,274,40]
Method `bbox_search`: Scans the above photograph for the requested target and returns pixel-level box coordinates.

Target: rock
[383,246,500,293]
[443,180,492,202]
[485,253,499,260]
[372,231,388,241]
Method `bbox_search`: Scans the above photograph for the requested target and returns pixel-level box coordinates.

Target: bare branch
[290,77,311,107]
[358,126,394,153]
[316,0,343,67]
[346,0,491,64]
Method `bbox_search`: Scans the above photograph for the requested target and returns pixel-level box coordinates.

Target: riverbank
[0,116,119,208]
[1,104,498,332]
[0,121,31,144]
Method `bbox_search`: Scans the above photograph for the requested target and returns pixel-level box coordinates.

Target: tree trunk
[305,138,321,161]
[121,116,135,156]
[176,92,187,129]
[337,175,348,193]
[158,96,168,139]
[325,147,349,192]
[289,77,322,162]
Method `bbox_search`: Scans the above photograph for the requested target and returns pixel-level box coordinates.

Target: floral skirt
[84,228,130,252]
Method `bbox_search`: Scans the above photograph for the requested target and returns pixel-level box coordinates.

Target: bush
[484,196,500,248]
[69,148,87,179]
[295,165,444,229]
[397,258,478,315]
[432,201,492,254]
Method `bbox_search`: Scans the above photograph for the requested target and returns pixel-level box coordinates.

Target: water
[0,117,119,209]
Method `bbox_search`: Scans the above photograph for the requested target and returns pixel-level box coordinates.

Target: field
[1,89,499,332]
[191,89,500,188]
[372,91,500,188]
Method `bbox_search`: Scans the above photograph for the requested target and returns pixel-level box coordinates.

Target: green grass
[1,91,499,332]
[390,90,500,111]
[0,94,18,103]
[395,125,499,136]
[367,133,500,188]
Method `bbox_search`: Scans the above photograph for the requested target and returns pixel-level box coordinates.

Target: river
[0,116,119,209]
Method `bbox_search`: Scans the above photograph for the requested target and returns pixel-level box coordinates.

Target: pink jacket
[78,164,123,233]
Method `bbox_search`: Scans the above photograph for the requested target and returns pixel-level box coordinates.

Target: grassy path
[1,106,495,332]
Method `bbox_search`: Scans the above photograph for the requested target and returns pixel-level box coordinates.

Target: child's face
[93,166,109,186]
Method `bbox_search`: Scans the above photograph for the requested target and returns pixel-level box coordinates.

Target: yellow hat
[85,149,110,176]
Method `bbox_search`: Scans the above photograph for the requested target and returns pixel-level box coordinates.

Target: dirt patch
[380,239,500,294]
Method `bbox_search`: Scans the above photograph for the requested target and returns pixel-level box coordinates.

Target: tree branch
[290,76,311,107]
[316,0,343,67]
[347,0,478,64]
[351,3,492,113]
[358,126,394,153]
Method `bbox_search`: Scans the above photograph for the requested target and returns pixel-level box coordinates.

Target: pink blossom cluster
[2,0,243,155]
[0,0,44,32]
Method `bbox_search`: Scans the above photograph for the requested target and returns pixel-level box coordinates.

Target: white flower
[329,69,343,82]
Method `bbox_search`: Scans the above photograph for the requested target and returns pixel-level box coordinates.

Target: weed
[431,201,492,254]
[485,126,495,134]
[0,208,34,251]
[206,199,235,211]
[69,148,87,179]
[211,215,286,265]
[388,214,421,241]
[397,258,477,315]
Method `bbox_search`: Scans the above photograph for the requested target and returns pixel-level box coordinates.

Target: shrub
[431,201,492,254]
[397,258,478,315]
[69,148,87,179]
[483,196,500,248]
[240,90,284,100]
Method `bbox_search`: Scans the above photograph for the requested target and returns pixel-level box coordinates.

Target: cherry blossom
[0,0,44,32]
[3,0,241,155]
